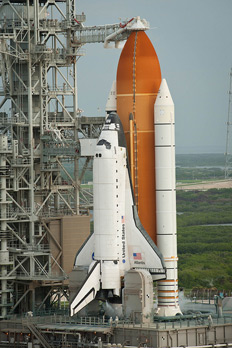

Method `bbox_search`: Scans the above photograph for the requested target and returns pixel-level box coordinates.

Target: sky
[76,0,232,154]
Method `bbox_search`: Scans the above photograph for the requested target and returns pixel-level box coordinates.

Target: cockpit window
[97,139,111,149]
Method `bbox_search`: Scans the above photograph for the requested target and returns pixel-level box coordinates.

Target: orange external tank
[116,31,161,244]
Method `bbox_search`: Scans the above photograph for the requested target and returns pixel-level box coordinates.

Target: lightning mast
[225,68,232,178]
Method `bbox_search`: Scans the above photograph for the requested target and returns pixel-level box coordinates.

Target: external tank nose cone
[117,31,161,96]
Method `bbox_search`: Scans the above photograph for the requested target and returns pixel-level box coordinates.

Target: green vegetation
[176,167,224,182]
[176,153,226,167]
[177,189,232,290]
[176,153,225,182]
[176,154,232,290]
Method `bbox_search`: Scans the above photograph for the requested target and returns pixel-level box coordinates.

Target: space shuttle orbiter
[70,113,166,316]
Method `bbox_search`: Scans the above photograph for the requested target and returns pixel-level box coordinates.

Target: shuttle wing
[74,233,94,267]
[70,261,101,316]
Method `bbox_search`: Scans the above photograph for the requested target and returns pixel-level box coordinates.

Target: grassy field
[177,188,232,290]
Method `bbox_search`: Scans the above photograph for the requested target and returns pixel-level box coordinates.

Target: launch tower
[0,0,141,318]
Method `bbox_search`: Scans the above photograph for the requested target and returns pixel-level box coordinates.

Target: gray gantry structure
[0,0,148,318]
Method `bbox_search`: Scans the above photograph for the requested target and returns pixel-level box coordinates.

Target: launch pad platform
[0,311,232,347]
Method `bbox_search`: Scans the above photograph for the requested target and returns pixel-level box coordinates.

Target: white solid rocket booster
[154,79,181,316]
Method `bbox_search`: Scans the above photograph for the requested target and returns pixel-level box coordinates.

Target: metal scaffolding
[0,0,144,318]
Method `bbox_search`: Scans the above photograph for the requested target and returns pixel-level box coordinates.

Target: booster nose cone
[155,79,174,107]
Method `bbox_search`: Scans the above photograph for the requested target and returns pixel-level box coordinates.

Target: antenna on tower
[225,68,232,179]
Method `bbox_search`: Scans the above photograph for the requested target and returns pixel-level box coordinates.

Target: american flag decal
[121,216,125,223]
[133,253,142,260]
